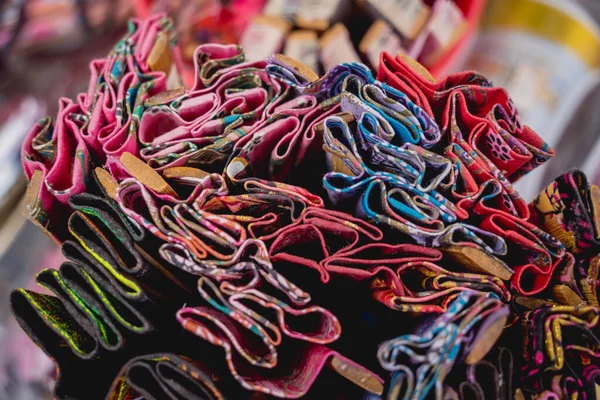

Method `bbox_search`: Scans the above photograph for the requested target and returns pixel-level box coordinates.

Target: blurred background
[1,0,600,397]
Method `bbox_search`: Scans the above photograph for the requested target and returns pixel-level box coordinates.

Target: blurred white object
[362,0,430,40]
[240,15,291,62]
[408,0,466,66]
[466,0,600,201]
[285,30,320,73]
[360,20,404,69]
[319,23,361,71]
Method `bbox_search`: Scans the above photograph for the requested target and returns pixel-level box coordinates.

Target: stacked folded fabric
[12,14,600,400]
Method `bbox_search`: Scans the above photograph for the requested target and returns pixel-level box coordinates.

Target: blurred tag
[94,167,119,200]
[284,30,320,74]
[552,284,585,307]
[23,170,61,246]
[274,53,320,82]
[442,246,513,280]
[330,356,383,395]
[464,312,508,364]
[295,0,346,31]
[364,0,430,39]
[147,31,183,90]
[120,152,179,198]
[166,62,184,91]
[398,53,436,83]
[263,0,303,20]
[320,23,361,71]
[148,32,173,76]
[515,389,526,400]
[144,87,185,107]
[514,295,556,309]
[23,170,43,220]
[240,16,291,62]
[360,20,404,69]
[419,0,466,65]
[428,0,465,48]
[163,166,211,180]
[591,185,600,238]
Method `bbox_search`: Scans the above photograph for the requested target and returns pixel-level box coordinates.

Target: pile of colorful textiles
[12,14,600,400]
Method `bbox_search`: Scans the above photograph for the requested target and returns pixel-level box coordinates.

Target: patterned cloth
[11,13,600,400]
